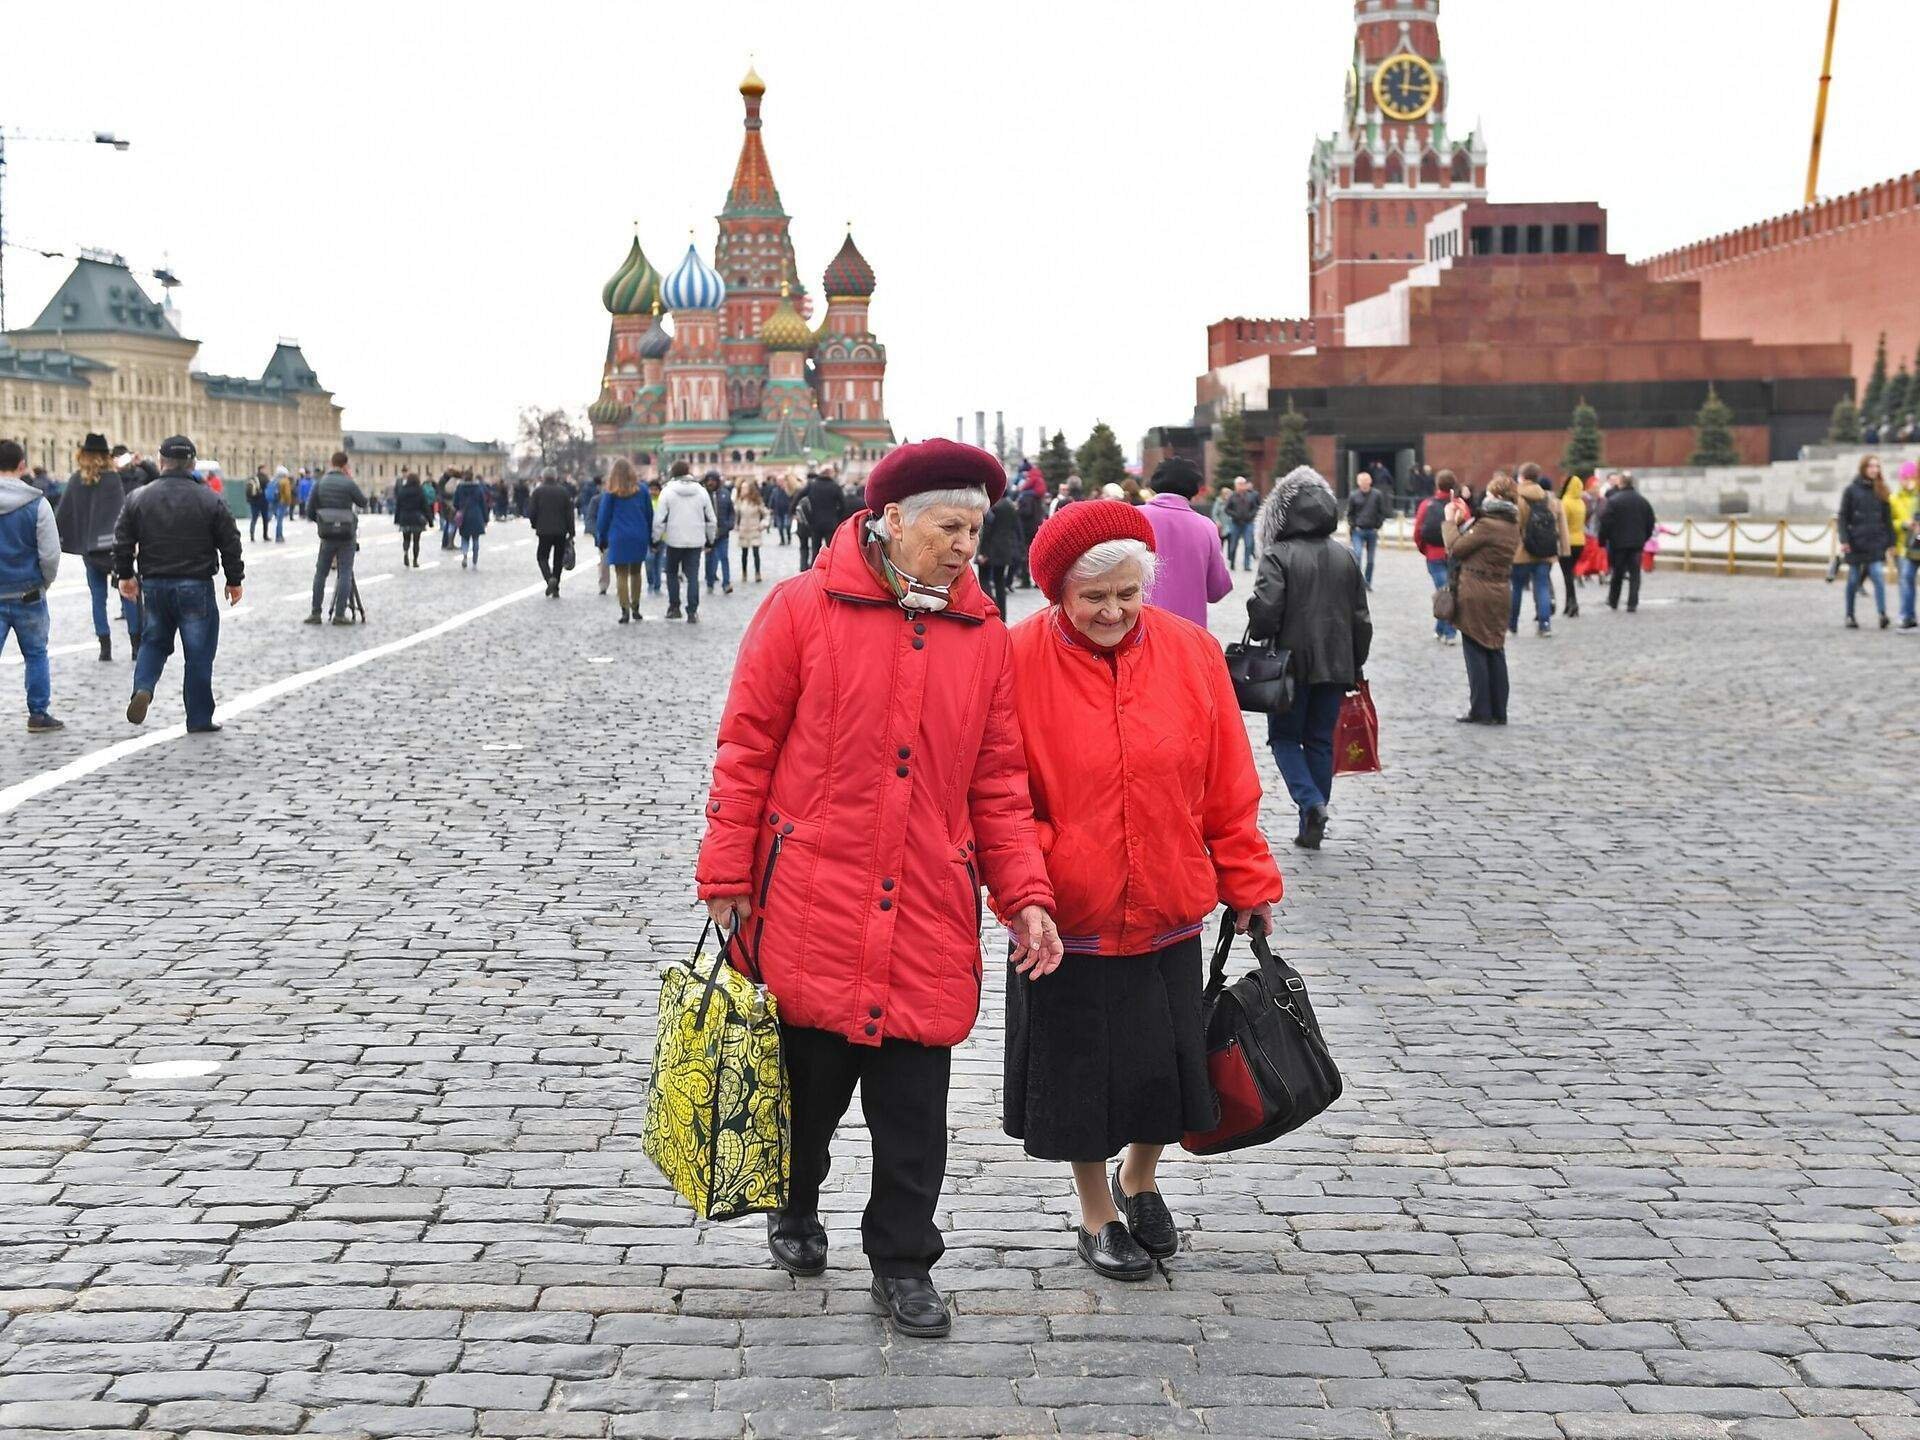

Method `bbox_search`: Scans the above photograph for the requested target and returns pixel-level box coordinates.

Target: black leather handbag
[1182,915,1342,1156]
[1224,627,1295,715]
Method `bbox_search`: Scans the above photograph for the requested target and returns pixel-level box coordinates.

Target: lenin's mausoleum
[1148,0,1911,490]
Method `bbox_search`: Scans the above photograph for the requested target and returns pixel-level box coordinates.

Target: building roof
[0,344,106,387]
[17,256,182,338]
[724,68,785,217]
[822,232,876,298]
[342,430,506,455]
[663,241,727,311]
[260,342,327,393]
[603,236,660,316]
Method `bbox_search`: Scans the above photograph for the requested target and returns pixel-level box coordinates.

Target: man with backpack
[304,451,368,626]
[1510,462,1567,637]
[1412,470,1459,644]
[245,467,273,543]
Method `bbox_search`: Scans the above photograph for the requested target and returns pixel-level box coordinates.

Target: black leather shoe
[766,1213,826,1277]
[1111,1166,1177,1260]
[870,1275,950,1337]
[1077,1220,1154,1281]
[1294,804,1328,851]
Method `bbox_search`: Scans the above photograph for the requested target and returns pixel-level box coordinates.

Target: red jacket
[1413,496,1449,562]
[1008,605,1283,956]
[696,512,1054,1049]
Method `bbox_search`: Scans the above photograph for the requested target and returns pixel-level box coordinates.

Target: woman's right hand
[706,895,752,932]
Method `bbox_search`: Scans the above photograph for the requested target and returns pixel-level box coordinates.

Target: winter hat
[1027,499,1156,603]
[80,432,111,455]
[1902,461,1919,480]
[865,437,1006,511]
[158,434,197,461]
[1150,456,1203,498]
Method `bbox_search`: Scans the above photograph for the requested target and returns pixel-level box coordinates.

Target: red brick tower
[716,65,807,419]
[1307,0,1488,343]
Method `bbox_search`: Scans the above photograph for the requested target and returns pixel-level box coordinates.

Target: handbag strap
[692,916,741,1027]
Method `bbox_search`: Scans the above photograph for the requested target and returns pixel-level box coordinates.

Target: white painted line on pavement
[0,581,548,817]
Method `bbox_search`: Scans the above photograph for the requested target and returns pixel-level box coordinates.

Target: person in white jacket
[656,459,717,623]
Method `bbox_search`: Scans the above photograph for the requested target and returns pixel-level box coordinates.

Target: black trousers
[537,535,569,587]
[978,562,1010,614]
[1462,635,1509,723]
[782,1023,951,1279]
[798,533,817,570]
[1607,548,1642,610]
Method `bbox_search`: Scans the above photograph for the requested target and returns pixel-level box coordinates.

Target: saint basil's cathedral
[587,66,894,479]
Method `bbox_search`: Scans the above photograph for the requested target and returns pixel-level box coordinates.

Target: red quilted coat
[696,512,1054,1049]
[1008,605,1284,956]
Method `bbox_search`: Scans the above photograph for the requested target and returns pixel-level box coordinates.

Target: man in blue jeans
[0,439,64,732]
[114,435,244,732]
[1345,470,1392,589]
[1509,465,1563,636]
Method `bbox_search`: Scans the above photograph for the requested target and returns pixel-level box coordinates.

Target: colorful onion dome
[587,387,631,426]
[638,300,673,360]
[601,237,659,316]
[740,63,766,97]
[822,230,875,298]
[761,282,812,351]
[662,237,727,311]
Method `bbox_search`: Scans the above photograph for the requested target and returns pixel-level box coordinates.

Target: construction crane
[0,128,132,332]
[1805,0,1841,205]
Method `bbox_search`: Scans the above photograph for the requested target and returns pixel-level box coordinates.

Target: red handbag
[1333,680,1381,776]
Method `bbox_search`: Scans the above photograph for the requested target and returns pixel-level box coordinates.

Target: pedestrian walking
[703,472,736,594]
[1837,455,1895,629]
[245,466,273,542]
[392,472,429,567]
[455,471,489,567]
[0,438,64,731]
[294,469,315,517]
[1510,463,1566,636]
[696,437,1061,1341]
[1006,499,1281,1279]
[1014,468,1046,587]
[800,467,845,571]
[593,458,654,625]
[112,435,243,733]
[1224,476,1260,571]
[644,477,666,595]
[1412,470,1459,643]
[977,485,1023,614]
[302,452,368,625]
[1444,473,1520,725]
[529,471,576,598]
[1558,475,1588,615]
[656,459,716,623]
[768,474,794,546]
[511,477,531,519]
[55,433,139,661]
[271,466,293,542]
[1597,470,1657,613]
[734,479,766,584]
[1248,466,1372,850]
[1894,460,1920,629]
[1345,469,1392,588]
[1138,457,1231,626]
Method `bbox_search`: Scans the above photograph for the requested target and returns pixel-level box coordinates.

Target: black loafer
[1111,1167,1177,1260]
[1077,1220,1154,1281]
[871,1275,950,1338]
[766,1213,826,1277]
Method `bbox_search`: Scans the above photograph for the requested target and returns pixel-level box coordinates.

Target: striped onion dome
[822,231,875,298]
[601,237,659,316]
[760,282,812,351]
[587,387,630,426]
[638,301,673,360]
[662,239,727,311]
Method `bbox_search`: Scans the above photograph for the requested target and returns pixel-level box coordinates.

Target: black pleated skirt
[1003,935,1218,1162]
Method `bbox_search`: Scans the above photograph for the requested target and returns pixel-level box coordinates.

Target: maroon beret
[1027,499,1157,603]
[864,438,1006,511]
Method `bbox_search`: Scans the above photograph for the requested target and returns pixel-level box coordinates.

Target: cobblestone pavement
[2,519,1917,1439]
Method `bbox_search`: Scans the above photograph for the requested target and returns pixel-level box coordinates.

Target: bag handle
[1204,910,1288,1003]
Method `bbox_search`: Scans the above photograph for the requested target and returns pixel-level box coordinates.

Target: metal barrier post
[1776,521,1786,578]
[1683,519,1694,572]
[1727,522,1737,574]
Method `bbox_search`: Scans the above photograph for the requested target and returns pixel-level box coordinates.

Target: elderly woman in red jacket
[696,438,1062,1340]
[1006,501,1284,1280]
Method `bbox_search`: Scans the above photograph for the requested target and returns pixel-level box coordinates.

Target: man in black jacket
[304,451,369,625]
[800,469,845,570]
[1596,471,1656,613]
[529,471,576,597]
[1344,470,1393,589]
[113,435,243,732]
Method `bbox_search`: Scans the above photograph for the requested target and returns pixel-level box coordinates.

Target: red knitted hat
[865,438,1006,511]
[1027,499,1157,603]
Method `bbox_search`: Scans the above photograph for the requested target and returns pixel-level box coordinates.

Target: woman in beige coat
[734,480,769,583]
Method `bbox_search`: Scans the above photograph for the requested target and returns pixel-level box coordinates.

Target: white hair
[1067,538,1158,592]
[897,486,989,525]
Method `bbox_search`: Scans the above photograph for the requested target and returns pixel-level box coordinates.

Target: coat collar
[818,510,990,622]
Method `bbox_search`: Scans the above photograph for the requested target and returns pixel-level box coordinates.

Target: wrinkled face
[1063,559,1145,648]
[885,502,983,585]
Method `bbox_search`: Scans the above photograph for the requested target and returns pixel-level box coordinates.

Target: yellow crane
[1805,0,1841,205]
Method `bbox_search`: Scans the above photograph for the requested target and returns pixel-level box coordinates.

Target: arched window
[1451,150,1472,183]
[1419,153,1440,185]
[1368,204,1380,228]
[1353,152,1374,184]
[1384,153,1404,184]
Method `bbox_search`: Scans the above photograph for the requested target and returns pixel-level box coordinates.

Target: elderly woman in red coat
[1006,501,1284,1281]
[696,439,1062,1340]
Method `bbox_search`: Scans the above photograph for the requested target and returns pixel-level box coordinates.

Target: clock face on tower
[1372,53,1438,121]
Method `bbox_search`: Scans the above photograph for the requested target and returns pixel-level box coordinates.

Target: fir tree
[1827,396,1862,443]
[1271,398,1311,477]
[1561,397,1604,478]
[1882,363,1913,426]
[1211,404,1250,489]
[1689,384,1740,467]
[1037,431,1073,489]
[1075,421,1127,492]
[1863,332,1889,420]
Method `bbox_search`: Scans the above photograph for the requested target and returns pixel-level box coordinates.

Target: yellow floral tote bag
[642,920,790,1221]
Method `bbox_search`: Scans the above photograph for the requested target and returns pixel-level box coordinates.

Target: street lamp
[0,129,132,331]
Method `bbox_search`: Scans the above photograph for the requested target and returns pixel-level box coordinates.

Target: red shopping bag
[1333,681,1381,776]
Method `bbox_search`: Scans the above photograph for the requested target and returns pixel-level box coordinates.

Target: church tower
[716,65,806,419]
[1307,0,1488,341]
[814,230,892,455]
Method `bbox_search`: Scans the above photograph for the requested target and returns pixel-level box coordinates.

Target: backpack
[1521,496,1559,559]
[1417,499,1446,550]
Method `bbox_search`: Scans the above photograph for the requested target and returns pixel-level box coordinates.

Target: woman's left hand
[1010,905,1064,978]
[1233,902,1274,936]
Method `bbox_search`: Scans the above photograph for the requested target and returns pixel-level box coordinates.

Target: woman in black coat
[392,473,429,567]
[1838,455,1895,629]
[977,492,1023,614]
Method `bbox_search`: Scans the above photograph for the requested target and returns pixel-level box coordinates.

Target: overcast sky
[4,0,1908,457]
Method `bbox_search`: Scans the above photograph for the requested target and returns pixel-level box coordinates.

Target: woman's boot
[98,634,111,662]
